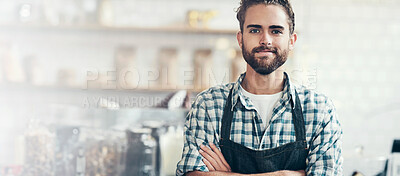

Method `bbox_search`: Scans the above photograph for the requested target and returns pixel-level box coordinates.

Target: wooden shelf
[0,82,203,94]
[0,23,238,35]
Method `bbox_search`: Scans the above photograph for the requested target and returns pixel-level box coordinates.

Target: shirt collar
[231,72,296,111]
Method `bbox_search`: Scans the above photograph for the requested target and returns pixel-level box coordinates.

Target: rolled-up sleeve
[306,98,343,176]
[176,95,217,176]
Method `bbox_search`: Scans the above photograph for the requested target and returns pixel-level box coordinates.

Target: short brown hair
[236,0,295,34]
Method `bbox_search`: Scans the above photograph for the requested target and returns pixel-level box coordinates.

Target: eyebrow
[269,25,285,30]
[246,24,285,30]
[246,24,262,29]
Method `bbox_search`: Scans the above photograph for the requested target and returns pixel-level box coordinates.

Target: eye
[249,29,260,33]
[271,30,283,34]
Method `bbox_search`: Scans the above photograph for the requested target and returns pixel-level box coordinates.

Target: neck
[241,67,285,95]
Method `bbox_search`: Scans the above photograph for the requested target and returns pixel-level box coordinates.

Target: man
[176,0,343,175]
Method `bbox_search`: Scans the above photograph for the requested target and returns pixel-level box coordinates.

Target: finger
[200,145,223,169]
[209,143,231,170]
[278,170,305,176]
[199,149,221,170]
[202,158,215,171]
[297,170,306,176]
[209,143,231,171]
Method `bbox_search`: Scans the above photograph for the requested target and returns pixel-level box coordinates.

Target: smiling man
[176,0,343,175]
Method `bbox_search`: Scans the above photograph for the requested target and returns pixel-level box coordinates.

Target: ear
[289,32,297,50]
[236,31,243,48]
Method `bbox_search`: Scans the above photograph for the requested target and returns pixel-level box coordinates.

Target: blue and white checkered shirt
[176,72,343,176]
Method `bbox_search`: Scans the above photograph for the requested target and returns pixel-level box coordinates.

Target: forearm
[186,171,241,176]
[186,170,292,176]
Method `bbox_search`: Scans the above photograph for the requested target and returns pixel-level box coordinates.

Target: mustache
[252,46,277,53]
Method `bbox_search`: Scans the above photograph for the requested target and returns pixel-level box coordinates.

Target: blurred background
[0,0,399,175]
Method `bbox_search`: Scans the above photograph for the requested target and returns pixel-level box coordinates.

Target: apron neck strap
[291,90,306,141]
[221,88,234,141]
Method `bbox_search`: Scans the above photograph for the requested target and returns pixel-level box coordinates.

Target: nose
[259,32,272,46]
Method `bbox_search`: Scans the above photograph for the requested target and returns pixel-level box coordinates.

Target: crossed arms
[185,143,305,176]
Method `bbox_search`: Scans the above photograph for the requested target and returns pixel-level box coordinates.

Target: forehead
[244,4,289,28]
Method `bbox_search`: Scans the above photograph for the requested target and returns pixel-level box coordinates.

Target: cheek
[242,36,259,48]
[276,38,291,49]
[243,41,254,52]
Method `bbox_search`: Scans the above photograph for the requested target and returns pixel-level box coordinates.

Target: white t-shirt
[239,85,283,130]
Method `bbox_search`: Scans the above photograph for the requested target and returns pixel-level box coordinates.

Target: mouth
[258,49,273,52]
[255,50,275,56]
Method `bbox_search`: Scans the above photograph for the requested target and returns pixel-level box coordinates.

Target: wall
[1,0,400,175]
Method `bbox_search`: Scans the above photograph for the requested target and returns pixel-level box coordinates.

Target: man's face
[237,4,297,75]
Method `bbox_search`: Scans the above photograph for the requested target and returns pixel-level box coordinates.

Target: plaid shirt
[176,72,343,176]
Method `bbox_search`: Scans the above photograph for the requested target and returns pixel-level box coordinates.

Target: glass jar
[124,128,157,176]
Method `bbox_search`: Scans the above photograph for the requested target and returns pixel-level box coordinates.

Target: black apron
[219,88,309,174]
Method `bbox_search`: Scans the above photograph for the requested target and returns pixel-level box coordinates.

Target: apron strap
[221,88,234,141]
[291,90,306,142]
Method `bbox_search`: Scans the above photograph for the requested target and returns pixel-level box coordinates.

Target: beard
[241,41,289,75]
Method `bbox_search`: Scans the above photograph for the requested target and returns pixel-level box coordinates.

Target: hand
[274,170,305,176]
[199,143,231,172]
